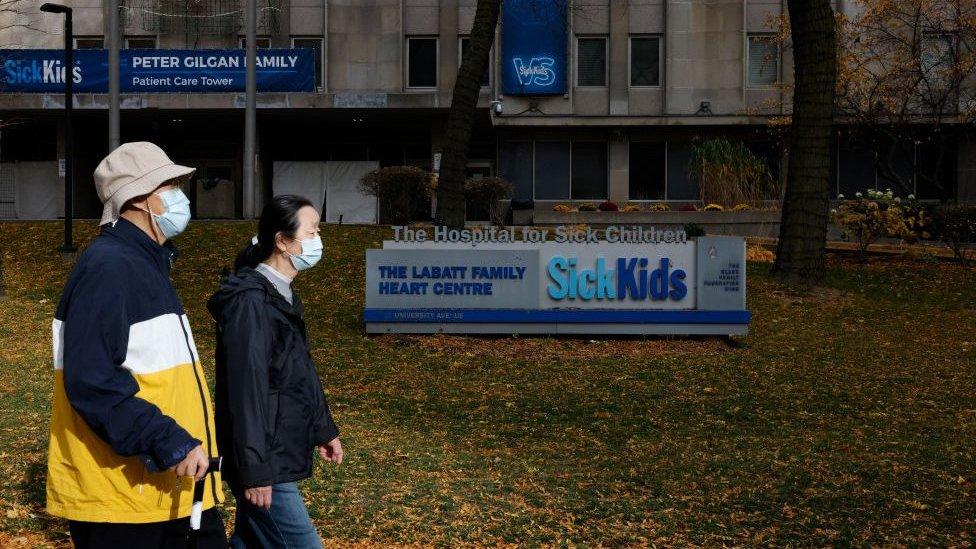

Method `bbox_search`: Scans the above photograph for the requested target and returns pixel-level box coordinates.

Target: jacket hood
[207,266,299,321]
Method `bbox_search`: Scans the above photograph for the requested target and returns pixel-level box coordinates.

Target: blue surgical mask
[288,235,323,271]
[151,188,191,240]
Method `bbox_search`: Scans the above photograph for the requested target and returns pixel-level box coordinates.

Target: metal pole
[243,0,257,218]
[108,0,120,151]
[62,9,75,253]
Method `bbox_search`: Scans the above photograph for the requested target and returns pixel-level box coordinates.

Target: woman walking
[208,195,343,548]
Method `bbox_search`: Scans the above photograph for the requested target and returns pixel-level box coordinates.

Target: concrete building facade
[0,0,970,221]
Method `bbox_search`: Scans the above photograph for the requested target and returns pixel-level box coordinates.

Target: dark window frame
[629,35,662,87]
[406,36,439,89]
[74,37,104,49]
[459,36,491,88]
[747,33,779,87]
[576,36,608,87]
[291,36,324,90]
[124,36,158,49]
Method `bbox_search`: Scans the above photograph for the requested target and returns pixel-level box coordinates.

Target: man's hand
[245,486,272,509]
[172,444,208,481]
[318,438,343,465]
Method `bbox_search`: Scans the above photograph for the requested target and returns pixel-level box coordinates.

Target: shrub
[690,138,779,207]
[936,204,976,266]
[678,203,699,212]
[598,201,619,212]
[703,203,724,211]
[649,203,671,212]
[622,204,642,212]
[552,204,574,213]
[359,166,432,225]
[464,176,514,225]
[746,246,775,263]
[683,222,706,237]
[732,203,753,211]
[578,203,598,212]
[897,195,933,243]
[831,188,917,258]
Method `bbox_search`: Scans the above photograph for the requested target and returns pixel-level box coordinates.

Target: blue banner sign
[0,49,315,93]
[501,0,568,95]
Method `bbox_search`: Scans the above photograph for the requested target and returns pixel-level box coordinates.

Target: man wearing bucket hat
[47,142,226,547]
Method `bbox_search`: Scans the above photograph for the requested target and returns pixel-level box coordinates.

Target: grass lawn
[0,220,974,547]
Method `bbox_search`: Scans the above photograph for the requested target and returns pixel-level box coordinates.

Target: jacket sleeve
[311,382,339,446]
[62,265,200,472]
[219,291,276,487]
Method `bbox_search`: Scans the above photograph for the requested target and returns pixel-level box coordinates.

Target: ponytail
[233,194,315,272]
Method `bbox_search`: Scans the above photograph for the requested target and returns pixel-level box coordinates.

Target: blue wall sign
[0,49,315,93]
[501,0,568,95]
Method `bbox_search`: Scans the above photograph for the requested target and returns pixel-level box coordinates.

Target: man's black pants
[68,508,226,549]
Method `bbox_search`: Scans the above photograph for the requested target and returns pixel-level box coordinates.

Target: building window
[239,37,271,49]
[571,141,608,199]
[499,140,609,201]
[629,142,666,200]
[498,141,534,201]
[459,36,490,87]
[125,37,157,49]
[666,142,697,200]
[74,37,104,49]
[921,32,955,75]
[576,37,607,87]
[747,34,779,86]
[534,141,571,199]
[629,36,661,87]
[292,37,324,89]
[407,37,438,89]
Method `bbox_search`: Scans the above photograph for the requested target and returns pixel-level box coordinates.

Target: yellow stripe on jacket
[47,313,224,523]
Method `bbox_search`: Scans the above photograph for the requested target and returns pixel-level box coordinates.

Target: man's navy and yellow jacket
[47,218,223,523]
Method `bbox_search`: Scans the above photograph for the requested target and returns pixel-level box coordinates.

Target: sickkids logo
[547,256,688,302]
[3,59,81,85]
[512,56,556,86]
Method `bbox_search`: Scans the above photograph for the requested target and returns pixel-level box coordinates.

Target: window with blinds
[576,37,607,87]
[747,35,779,86]
[630,36,661,87]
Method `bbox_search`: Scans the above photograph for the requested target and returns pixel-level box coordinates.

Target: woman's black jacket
[207,266,339,489]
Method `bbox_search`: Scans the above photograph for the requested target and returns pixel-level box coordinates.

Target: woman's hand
[245,486,273,509]
[318,438,343,465]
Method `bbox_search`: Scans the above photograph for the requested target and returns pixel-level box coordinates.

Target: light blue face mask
[151,188,191,240]
[288,235,323,271]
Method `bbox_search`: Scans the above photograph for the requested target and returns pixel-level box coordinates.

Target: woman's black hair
[234,194,315,272]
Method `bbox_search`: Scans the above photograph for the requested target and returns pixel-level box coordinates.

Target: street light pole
[108,0,120,151]
[243,0,257,218]
[41,3,75,254]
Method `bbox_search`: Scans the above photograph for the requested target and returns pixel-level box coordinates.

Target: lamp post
[40,2,75,254]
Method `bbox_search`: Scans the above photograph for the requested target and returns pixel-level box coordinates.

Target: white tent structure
[272,160,378,224]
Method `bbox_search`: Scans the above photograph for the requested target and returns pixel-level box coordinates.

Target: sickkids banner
[0,49,315,93]
[364,226,751,335]
[500,0,568,95]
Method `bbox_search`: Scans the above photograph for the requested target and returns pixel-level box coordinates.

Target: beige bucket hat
[94,142,196,225]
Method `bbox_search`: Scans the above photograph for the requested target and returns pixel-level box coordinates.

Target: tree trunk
[772,0,837,284]
[435,0,501,228]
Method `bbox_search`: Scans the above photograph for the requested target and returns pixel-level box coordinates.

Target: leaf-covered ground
[0,221,973,547]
